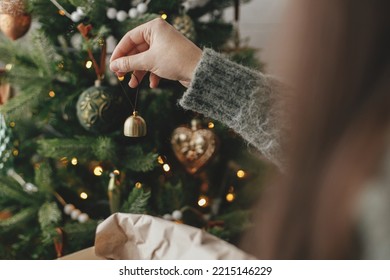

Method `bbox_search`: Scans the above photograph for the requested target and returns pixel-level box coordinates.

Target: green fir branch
[37,136,116,161]
[38,202,62,230]
[121,187,151,214]
[0,177,34,205]
[34,162,54,194]
[0,83,49,117]
[62,220,97,254]
[157,181,184,214]
[0,207,37,234]
[123,146,158,172]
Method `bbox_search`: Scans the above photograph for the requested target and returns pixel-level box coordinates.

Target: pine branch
[38,202,62,230]
[0,207,37,234]
[216,210,252,237]
[37,136,116,161]
[0,177,34,205]
[121,187,151,214]
[62,220,97,254]
[123,146,158,172]
[157,181,184,214]
[0,83,49,117]
[34,162,54,194]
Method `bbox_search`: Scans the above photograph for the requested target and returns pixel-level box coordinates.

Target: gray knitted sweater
[179,48,285,168]
[179,48,390,259]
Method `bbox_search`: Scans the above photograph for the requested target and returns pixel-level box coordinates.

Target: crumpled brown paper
[94,213,254,260]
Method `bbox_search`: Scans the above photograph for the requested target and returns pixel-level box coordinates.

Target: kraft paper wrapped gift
[60,213,253,260]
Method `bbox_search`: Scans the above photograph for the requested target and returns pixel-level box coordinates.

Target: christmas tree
[0,0,265,259]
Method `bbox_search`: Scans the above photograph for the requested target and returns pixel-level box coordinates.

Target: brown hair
[242,0,390,259]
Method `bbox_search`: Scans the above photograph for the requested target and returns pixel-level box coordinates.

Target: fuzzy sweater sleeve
[179,48,286,168]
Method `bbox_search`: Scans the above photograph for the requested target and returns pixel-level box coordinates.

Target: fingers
[110,51,149,74]
[149,73,160,88]
[129,71,146,88]
[110,21,152,63]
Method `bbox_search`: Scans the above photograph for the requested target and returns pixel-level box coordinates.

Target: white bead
[128,8,138,19]
[172,210,183,220]
[106,8,117,19]
[64,204,75,215]
[163,214,173,220]
[70,209,82,220]
[106,35,117,54]
[76,7,86,16]
[77,213,89,223]
[137,3,148,14]
[71,11,82,22]
[116,10,128,22]
[70,33,82,50]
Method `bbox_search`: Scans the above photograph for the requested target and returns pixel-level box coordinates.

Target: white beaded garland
[128,8,138,19]
[71,11,82,22]
[137,3,148,14]
[70,209,82,220]
[77,213,90,223]
[106,7,117,19]
[106,35,118,54]
[116,10,128,22]
[76,7,85,16]
[172,210,183,220]
[64,204,75,215]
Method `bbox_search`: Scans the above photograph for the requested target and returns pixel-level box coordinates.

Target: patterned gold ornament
[0,0,31,40]
[172,14,196,42]
[76,80,125,133]
[171,119,217,174]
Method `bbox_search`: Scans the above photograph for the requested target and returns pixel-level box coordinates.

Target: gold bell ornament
[124,111,147,137]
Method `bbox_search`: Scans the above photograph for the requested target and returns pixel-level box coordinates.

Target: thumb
[110,51,150,73]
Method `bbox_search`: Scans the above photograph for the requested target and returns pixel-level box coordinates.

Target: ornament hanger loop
[118,73,141,113]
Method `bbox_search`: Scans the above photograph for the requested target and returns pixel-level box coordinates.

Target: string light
[226,193,235,202]
[80,192,88,199]
[58,10,66,16]
[9,121,16,128]
[161,13,168,20]
[49,90,56,98]
[157,156,164,165]
[236,169,246,178]
[93,166,103,176]
[135,182,142,189]
[113,169,120,175]
[85,60,93,69]
[208,122,215,129]
[12,149,19,157]
[60,157,68,163]
[5,64,13,71]
[198,195,209,207]
[71,157,78,165]
[163,163,170,172]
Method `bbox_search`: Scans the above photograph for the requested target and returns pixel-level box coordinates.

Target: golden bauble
[0,14,31,40]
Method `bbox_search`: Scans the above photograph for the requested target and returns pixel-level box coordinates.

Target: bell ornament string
[118,74,147,137]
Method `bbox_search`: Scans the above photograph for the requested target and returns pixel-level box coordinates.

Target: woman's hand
[110,18,202,88]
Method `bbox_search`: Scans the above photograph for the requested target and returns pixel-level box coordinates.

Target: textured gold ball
[123,111,147,137]
[76,81,124,133]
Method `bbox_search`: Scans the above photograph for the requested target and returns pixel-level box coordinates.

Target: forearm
[179,48,285,168]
